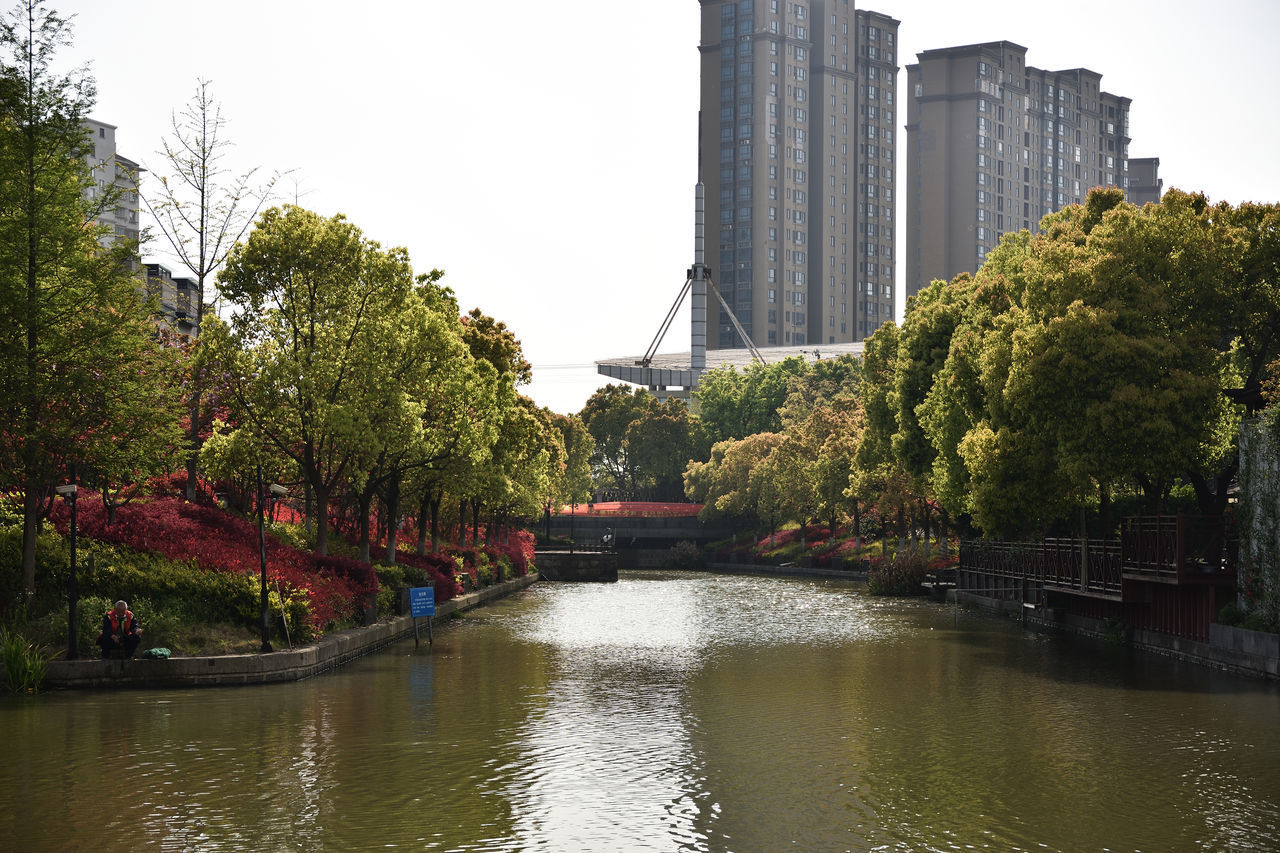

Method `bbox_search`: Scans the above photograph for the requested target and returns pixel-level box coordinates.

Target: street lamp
[56,477,78,660]
[255,465,273,653]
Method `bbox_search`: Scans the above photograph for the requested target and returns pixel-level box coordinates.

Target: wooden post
[1079,506,1089,593]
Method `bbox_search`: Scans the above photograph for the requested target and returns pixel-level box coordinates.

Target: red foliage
[756,525,830,549]
[145,471,219,505]
[49,495,376,630]
[559,501,703,518]
[368,545,462,602]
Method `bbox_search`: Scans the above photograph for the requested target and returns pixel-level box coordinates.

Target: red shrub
[368,546,461,602]
[50,495,373,632]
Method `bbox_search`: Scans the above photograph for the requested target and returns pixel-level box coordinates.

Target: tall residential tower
[905,42,1144,297]
[699,0,899,348]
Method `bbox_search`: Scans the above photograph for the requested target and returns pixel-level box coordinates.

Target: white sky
[59,0,1280,414]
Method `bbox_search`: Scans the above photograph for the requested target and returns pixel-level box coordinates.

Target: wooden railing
[1121,515,1235,583]
[961,516,1234,601]
[961,538,1122,599]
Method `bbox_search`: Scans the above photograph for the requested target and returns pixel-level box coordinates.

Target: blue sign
[409,586,435,618]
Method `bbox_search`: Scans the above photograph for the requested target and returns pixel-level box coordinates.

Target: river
[3,571,1278,851]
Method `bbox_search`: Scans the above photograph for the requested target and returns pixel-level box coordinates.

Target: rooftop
[596,341,866,392]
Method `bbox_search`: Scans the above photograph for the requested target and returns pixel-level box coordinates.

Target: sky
[55,0,1280,415]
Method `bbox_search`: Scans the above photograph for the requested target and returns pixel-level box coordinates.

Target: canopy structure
[595,341,866,400]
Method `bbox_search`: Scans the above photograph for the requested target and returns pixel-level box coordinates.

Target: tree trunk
[430,492,442,552]
[415,490,430,556]
[471,498,482,545]
[1135,474,1163,515]
[458,498,467,546]
[356,487,375,564]
[304,481,313,537]
[1189,468,1233,518]
[21,475,40,598]
[184,391,202,501]
[315,484,330,556]
[384,473,401,565]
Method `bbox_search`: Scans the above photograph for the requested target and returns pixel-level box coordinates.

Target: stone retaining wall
[34,573,539,690]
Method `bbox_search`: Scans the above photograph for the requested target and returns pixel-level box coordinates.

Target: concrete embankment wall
[955,590,1280,681]
[34,573,539,690]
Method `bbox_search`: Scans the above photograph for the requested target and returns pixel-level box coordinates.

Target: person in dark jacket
[97,600,142,659]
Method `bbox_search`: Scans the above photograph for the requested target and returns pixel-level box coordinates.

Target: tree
[406,353,507,555]
[343,290,474,564]
[695,356,808,444]
[460,307,532,385]
[547,411,593,510]
[777,400,863,542]
[144,79,281,501]
[625,397,704,501]
[0,1,181,599]
[779,352,861,427]
[913,189,1253,537]
[209,205,416,556]
[850,322,918,541]
[685,432,786,528]
[579,384,657,497]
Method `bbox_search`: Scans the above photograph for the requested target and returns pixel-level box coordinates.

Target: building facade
[85,119,201,336]
[1127,156,1163,206]
[84,119,142,246]
[905,42,1142,297]
[698,0,899,348]
[144,264,198,338]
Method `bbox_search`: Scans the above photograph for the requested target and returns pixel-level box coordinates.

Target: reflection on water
[2,572,1278,851]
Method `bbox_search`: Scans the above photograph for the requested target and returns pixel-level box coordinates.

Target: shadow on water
[936,603,1280,696]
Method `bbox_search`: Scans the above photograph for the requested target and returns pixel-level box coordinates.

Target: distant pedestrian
[97,600,142,659]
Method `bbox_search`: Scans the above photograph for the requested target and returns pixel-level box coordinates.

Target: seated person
[97,600,142,659]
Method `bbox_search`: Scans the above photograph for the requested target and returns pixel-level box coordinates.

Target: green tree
[460,307,532,386]
[344,290,475,563]
[779,352,861,427]
[579,384,657,497]
[694,356,808,444]
[0,1,180,599]
[407,354,508,554]
[625,397,703,501]
[685,432,786,528]
[547,411,593,508]
[210,205,417,556]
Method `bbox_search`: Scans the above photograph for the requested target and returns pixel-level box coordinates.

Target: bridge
[543,502,731,569]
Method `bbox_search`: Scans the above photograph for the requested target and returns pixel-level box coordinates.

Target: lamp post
[56,474,78,659]
[256,465,273,653]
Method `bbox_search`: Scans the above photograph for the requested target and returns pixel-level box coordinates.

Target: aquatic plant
[0,629,52,694]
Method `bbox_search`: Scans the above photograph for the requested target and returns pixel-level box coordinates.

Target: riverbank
[25,573,538,690]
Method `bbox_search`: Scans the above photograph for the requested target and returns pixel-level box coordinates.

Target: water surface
[3,572,1277,851]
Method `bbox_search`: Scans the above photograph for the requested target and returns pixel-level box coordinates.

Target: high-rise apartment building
[85,119,200,336]
[84,119,142,246]
[699,0,899,347]
[905,42,1142,297]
